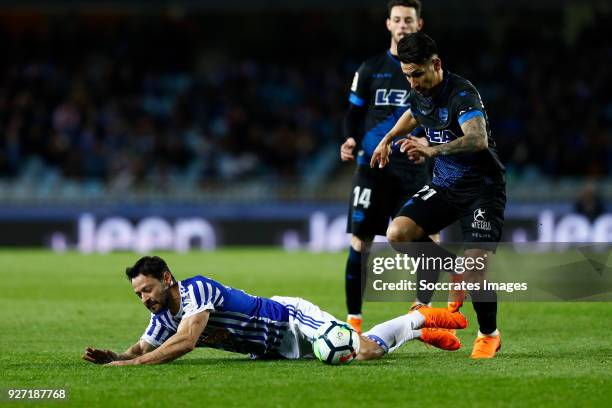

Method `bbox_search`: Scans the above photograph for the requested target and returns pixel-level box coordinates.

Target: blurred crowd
[0,8,610,193]
[442,9,612,179]
[0,14,347,192]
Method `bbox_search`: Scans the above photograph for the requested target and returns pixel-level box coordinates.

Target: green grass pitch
[1,249,611,407]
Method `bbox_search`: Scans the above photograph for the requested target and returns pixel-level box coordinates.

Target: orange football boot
[347,316,363,335]
[412,305,468,330]
[419,328,461,351]
[471,332,501,359]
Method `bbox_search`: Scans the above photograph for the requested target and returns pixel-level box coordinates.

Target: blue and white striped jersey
[141,276,290,357]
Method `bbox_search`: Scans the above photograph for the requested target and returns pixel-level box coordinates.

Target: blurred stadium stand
[0,1,610,249]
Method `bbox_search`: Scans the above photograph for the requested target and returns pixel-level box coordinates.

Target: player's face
[131,274,172,314]
[401,58,442,96]
[386,6,422,45]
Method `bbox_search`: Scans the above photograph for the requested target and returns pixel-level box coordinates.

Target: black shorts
[347,162,430,238]
[396,180,506,246]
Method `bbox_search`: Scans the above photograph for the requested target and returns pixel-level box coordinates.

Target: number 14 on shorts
[353,186,372,208]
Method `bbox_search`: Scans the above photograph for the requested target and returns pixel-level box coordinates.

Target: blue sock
[345,247,364,315]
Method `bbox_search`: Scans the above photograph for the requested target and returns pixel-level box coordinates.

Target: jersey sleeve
[348,63,370,107]
[451,89,485,126]
[181,276,225,319]
[140,315,174,347]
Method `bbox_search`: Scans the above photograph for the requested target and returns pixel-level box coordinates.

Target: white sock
[478,329,499,337]
[363,313,425,353]
[347,314,362,320]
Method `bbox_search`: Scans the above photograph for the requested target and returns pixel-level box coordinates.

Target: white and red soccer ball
[312,321,360,365]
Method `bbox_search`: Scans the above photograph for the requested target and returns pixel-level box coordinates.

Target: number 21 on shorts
[353,186,372,209]
[414,185,437,201]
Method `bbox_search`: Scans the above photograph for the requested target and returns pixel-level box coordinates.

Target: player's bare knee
[386,222,408,243]
[386,217,422,243]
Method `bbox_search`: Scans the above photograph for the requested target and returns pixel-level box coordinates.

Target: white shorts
[271,296,342,359]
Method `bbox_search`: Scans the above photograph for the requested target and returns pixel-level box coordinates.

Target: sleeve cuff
[182,303,214,319]
[349,93,366,107]
[140,336,162,347]
[458,110,484,125]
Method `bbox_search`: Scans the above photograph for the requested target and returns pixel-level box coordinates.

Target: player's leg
[388,173,441,307]
[357,306,467,360]
[345,235,372,334]
[345,166,389,334]
[462,247,501,358]
[386,214,425,242]
[387,186,459,305]
[389,166,441,244]
[387,217,441,305]
[271,296,344,359]
[459,184,506,358]
[265,296,461,360]
[273,296,466,361]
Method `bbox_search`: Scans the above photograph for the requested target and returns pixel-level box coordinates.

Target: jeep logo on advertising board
[51,214,217,253]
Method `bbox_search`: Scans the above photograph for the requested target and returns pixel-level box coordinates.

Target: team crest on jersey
[438,108,449,122]
[375,89,409,106]
[471,208,492,231]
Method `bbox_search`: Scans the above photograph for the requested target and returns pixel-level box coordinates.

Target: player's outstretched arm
[370,109,419,168]
[107,310,210,366]
[83,340,155,364]
[432,114,488,155]
[389,108,419,138]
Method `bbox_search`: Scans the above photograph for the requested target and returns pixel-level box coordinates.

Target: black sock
[414,236,452,303]
[416,236,457,260]
[471,290,498,334]
[415,267,440,304]
[345,247,364,315]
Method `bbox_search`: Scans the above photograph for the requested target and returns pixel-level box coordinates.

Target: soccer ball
[312,321,360,365]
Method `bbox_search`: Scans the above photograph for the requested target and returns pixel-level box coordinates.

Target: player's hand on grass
[399,136,437,163]
[340,137,357,161]
[370,139,392,168]
[83,347,119,364]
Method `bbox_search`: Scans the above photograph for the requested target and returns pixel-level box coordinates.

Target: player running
[370,32,506,358]
[341,0,435,335]
[83,256,467,365]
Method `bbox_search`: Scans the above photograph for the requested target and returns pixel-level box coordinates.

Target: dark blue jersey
[349,50,427,172]
[408,71,505,192]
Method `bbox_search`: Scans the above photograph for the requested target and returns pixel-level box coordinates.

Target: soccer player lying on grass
[83,256,467,366]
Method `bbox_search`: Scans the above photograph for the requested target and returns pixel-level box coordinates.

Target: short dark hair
[387,0,422,18]
[126,256,173,282]
[397,32,438,64]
